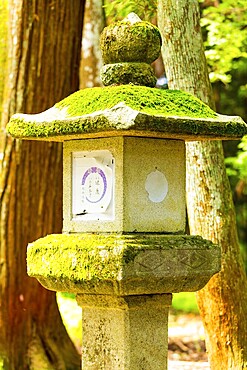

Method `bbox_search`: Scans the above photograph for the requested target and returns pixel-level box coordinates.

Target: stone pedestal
[77,294,172,370]
[26,233,220,369]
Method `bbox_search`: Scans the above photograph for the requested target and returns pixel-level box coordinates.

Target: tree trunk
[80,0,105,88]
[0,1,85,369]
[157,1,247,369]
[0,0,8,122]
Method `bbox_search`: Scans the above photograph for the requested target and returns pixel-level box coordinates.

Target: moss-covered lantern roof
[6,85,247,141]
[6,13,247,141]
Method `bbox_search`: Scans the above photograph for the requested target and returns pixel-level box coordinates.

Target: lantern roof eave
[6,102,247,142]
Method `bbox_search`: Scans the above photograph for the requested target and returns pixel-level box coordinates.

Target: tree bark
[157,1,247,369]
[0,0,8,123]
[0,1,85,369]
[80,0,105,88]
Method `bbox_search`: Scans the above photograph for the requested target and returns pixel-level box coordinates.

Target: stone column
[77,293,172,370]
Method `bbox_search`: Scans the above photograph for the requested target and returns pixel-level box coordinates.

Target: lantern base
[77,293,172,370]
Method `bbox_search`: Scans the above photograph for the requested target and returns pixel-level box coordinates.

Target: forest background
[0,0,246,369]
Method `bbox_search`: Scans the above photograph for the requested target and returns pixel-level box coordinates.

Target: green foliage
[200,0,247,83]
[172,292,199,314]
[59,292,76,299]
[226,137,247,181]
[57,293,82,347]
[103,0,157,21]
[214,57,247,121]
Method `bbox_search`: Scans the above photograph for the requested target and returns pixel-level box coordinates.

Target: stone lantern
[7,13,247,370]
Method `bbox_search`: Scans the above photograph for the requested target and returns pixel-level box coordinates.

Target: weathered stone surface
[100,62,157,87]
[77,293,171,370]
[7,86,247,141]
[27,233,221,294]
[63,137,186,234]
[100,14,161,64]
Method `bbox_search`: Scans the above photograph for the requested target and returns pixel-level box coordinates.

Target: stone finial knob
[100,13,162,87]
[124,12,142,24]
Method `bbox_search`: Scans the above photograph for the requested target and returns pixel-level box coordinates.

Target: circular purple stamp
[81,166,107,203]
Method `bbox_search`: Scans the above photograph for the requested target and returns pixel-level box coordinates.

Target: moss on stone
[104,20,161,40]
[27,233,216,282]
[100,21,161,64]
[100,63,157,87]
[56,86,217,119]
[7,114,110,138]
[27,234,140,288]
[27,233,220,294]
[6,85,247,140]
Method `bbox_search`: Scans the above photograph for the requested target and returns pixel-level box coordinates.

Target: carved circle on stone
[145,169,168,203]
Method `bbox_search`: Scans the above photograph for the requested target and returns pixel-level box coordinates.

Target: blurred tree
[0,0,7,120]
[157,1,247,369]
[204,0,247,265]
[0,0,84,368]
[80,0,105,88]
[0,0,8,168]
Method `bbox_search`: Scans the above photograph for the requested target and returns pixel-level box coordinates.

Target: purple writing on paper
[81,166,107,204]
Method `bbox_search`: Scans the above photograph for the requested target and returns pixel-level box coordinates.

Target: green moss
[7,114,110,138]
[100,21,161,64]
[7,85,247,140]
[27,234,145,282]
[27,233,215,282]
[27,233,220,294]
[56,85,217,119]
[128,21,161,40]
[103,21,162,47]
[100,63,157,87]
[105,20,160,39]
